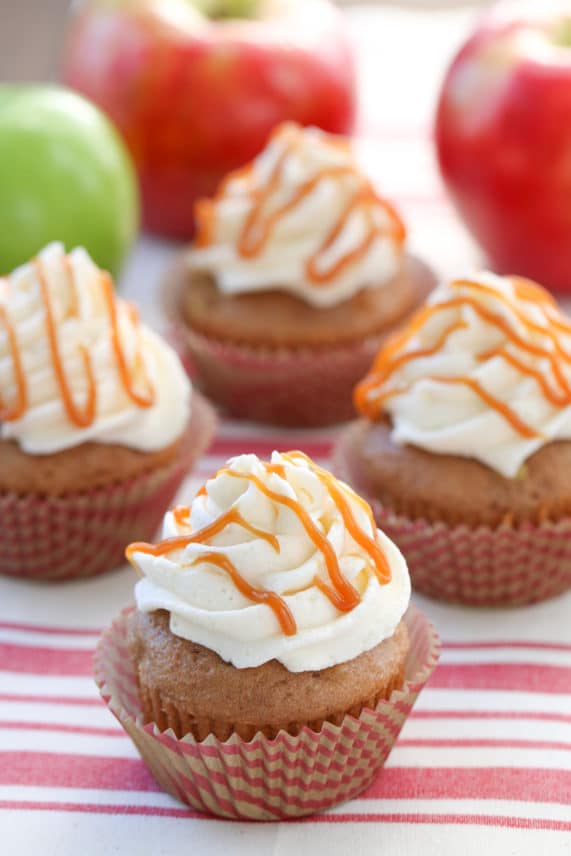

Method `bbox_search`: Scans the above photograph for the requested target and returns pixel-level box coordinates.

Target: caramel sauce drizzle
[281,451,391,585]
[101,273,154,409]
[195,124,406,286]
[356,275,571,438]
[223,469,361,612]
[477,347,569,407]
[126,453,391,636]
[512,276,556,305]
[128,501,290,633]
[372,319,468,387]
[172,505,191,528]
[34,259,96,428]
[192,553,297,637]
[62,254,80,318]
[0,255,155,428]
[0,303,27,421]
[129,506,280,559]
[452,279,571,362]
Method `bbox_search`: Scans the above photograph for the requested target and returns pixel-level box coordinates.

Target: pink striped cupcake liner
[371,504,571,606]
[333,440,571,606]
[94,606,440,821]
[0,393,216,581]
[162,254,403,427]
[171,325,385,427]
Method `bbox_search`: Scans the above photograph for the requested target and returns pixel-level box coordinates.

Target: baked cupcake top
[0,242,191,454]
[127,451,410,671]
[187,122,406,308]
[355,271,571,478]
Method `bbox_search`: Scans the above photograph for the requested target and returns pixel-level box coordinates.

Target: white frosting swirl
[132,451,410,672]
[187,123,405,308]
[358,271,571,478]
[0,242,191,454]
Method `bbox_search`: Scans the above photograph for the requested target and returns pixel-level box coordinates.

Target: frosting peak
[356,271,571,477]
[0,242,191,454]
[128,451,410,671]
[187,122,406,308]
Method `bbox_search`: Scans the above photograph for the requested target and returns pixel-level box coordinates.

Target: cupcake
[95,450,439,820]
[0,242,216,580]
[164,122,436,426]
[335,271,571,605]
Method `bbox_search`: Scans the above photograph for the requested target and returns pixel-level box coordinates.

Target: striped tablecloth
[2,5,571,854]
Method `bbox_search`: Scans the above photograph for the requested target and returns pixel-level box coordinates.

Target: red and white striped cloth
[2,6,570,854]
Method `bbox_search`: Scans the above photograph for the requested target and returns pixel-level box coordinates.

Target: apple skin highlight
[436,2,571,293]
[62,0,357,239]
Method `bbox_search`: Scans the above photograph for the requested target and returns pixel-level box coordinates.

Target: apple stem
[189,0,260,19]
[553,18,571,47]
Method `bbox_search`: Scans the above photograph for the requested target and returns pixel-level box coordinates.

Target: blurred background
[1,1,492,82]
[0,0,490,300]
[4,0,569,302]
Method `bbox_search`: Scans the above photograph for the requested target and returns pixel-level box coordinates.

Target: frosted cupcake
[95,451,439,819]
[0,242,215,580]
[335,271,571,605]
[165,122,435,426]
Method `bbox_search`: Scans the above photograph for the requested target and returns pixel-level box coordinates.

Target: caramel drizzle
[128,502,290,634]
[0,255,155,428]
[192,553,297,637]
[224,468,361,612]
[62,255,80,317]
[356,276,571,437]
[281,451,391,585]
[0,302,27,421]
[477,347,570,407]
[129,506,280,558]
[126,453,391,636]
[453,279,571,362]
[172,505,191,528]
[34,259,96,428]
[101,273,154,409]
[195,124,406,286]
[513,276,557,307]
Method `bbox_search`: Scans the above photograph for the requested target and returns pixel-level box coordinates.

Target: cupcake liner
[162,255,397,427]
[333,442,571,606]
[0,393,216,581]
[172,324,384,427]
[94,606,439,820]
[371,504,571,606]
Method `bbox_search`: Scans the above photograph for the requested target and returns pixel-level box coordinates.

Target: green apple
[0,86,139,277]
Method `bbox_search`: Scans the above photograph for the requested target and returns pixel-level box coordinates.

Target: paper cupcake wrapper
[172,325,384,427]
[162,256,390,427]
[0,393,216,581]
[333,442,571,606]
[94,606,439,821]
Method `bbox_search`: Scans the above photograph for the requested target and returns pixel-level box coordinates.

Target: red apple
[62,0,356,239]
[436,0,571,292]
